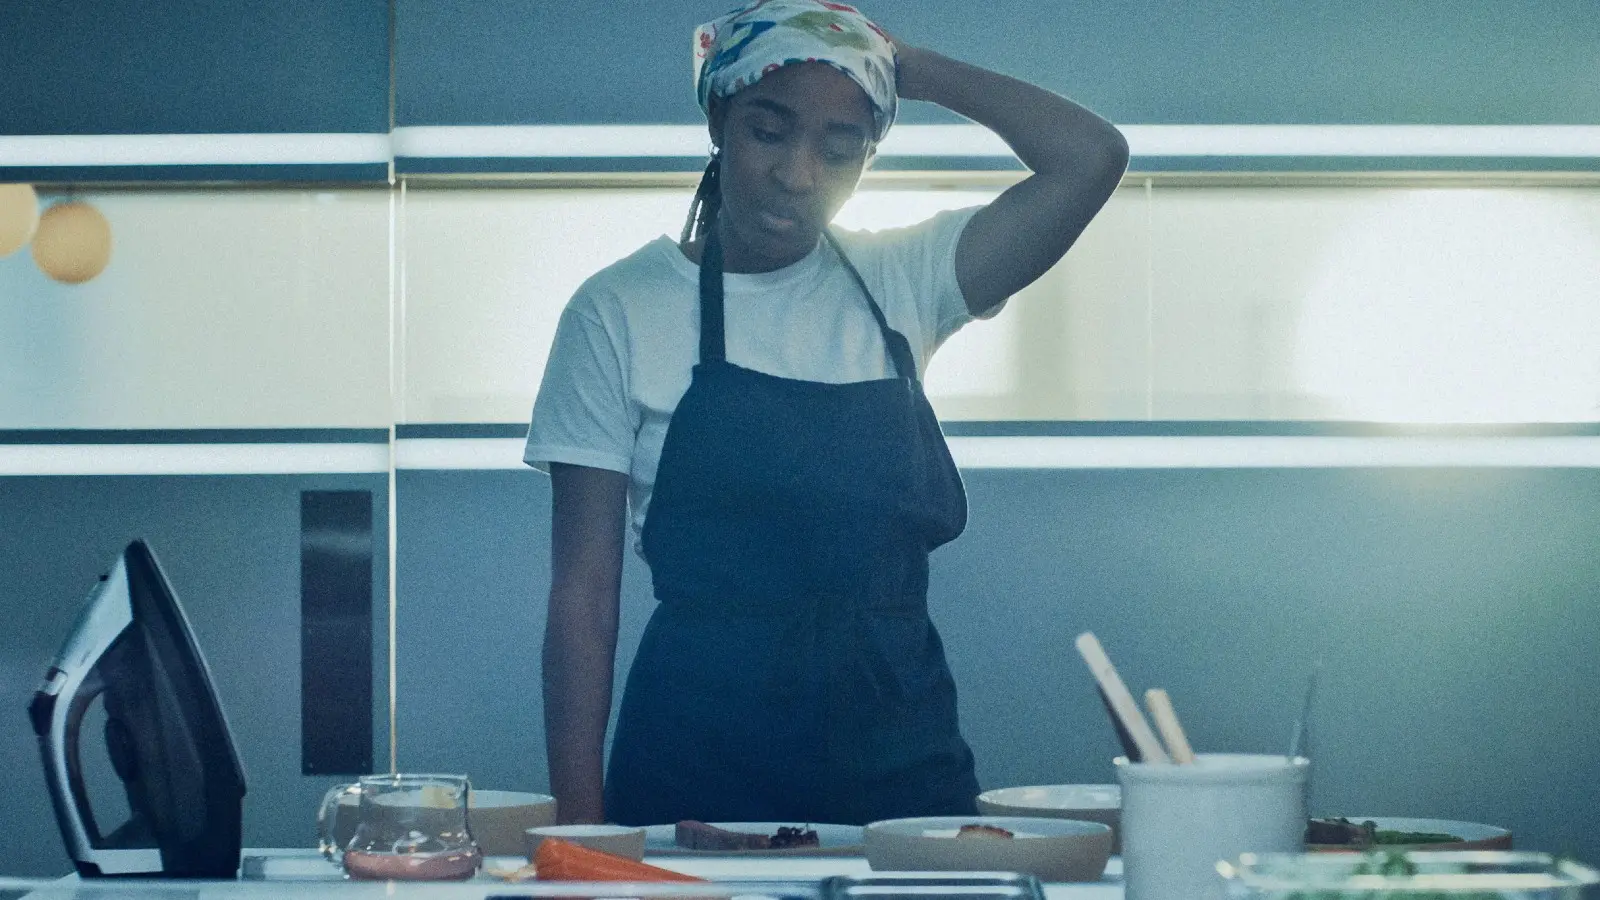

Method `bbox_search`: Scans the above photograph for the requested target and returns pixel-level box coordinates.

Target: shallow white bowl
[976,784,1122,851]
[468,790,557,856]
[526,823,648,861]
[864,815,1112,882]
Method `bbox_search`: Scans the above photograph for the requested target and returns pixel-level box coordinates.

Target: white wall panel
[1043,185,1154,421]
[1148,187,1375,419]
[1148,185,1600,422]
[397,188,693,423]
[0,190,390,428]
[5,181,1596,431]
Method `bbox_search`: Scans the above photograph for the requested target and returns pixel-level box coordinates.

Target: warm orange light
[32,200,113,284]
[0,183,40,257]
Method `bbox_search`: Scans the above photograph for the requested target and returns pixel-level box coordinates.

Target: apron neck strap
[698,218,727,364]
[696,220,918,381]
[822,230,918,382]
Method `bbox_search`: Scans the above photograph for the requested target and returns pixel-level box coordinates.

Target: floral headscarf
[693,0,898,143]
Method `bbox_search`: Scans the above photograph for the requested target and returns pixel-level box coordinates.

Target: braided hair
[680,153,723,246]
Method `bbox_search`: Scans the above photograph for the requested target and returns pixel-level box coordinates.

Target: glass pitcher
[316,773,482,880]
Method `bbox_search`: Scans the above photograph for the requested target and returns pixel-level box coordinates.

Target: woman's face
[712,62,876,273]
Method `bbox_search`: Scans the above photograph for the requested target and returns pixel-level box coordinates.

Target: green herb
[1278,850,1505,900]
[1307,818,1465,848]
[1370,830,1463,845]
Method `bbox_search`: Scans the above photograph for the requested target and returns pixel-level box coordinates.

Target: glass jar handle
[316,782,359,861]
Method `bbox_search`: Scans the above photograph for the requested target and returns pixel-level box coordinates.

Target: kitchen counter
[646,852,1121,897]
[2,849,1124,899]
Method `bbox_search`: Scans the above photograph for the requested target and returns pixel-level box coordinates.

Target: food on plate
[534,837,706,882]
[674,820,819,851]
[956,823,1016,839]
[769,825,821,849]
[1305,817,1464,848]
[487,862,539,882]
[1371,829,1464,845]
[675,820,769,850]
[1306,817,1371,846]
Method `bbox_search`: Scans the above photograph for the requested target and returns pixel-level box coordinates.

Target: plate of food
[864,815,1112,882]
[976,784,1122,851]
[1306,816,1513,852]
[643,820,865,856]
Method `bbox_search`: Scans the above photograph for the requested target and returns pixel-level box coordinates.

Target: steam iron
[29,540,246,878]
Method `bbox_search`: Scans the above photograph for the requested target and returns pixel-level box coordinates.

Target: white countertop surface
[650,853,1121,897]
[11,848,1123,899]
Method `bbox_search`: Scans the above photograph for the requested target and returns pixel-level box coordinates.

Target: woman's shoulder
[828,206,981,292]
[827,206,986,348]
[830,205,981,266]
[566,235,697,318]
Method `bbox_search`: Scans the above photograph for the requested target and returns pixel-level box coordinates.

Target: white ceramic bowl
[976,784,1122,852]
[864,815,1112,882]
[525,824,648,861]
[468,790,558,856]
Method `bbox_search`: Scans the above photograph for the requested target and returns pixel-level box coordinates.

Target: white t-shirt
[524,205,991,542]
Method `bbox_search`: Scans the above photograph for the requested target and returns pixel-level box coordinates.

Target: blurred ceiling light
[0,183,40,257]
[32,200,113,284]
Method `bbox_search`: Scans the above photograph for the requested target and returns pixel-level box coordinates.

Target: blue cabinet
[0,0,390,182]
[2,1,1596,179]
[389,0,1600,174]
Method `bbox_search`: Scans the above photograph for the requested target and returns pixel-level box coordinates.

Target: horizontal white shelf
[0,443,391,476]
[1120,124,1600,158]
[394,437,527,470]
[391,125,704,159]
[4,435,1598,475]
[5,125,1599,169]
[947,435,1600,469]
[378,433,1600,471]
[0,133,392,167]
[394,124,1600,160]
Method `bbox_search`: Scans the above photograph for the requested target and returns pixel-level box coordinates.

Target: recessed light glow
[1294,190,1600,423]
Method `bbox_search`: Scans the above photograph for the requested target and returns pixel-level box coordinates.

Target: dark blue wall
[6,2,1593,162]
[0,474,390,877]
[395,0,1600,126]
[4,461,1598,876]
[0,0,389,134]
[393,464,1600,865]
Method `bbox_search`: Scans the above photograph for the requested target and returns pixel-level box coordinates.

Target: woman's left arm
[894,43,1130,316]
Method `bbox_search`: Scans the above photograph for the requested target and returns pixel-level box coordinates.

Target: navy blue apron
[603,221,979,826]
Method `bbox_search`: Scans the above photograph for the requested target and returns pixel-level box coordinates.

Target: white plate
[643,822,864,856]
[1307,816,1513,851]
[866,816,1112,841]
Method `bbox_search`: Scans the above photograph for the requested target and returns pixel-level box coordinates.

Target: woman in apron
[527,0,1129,826]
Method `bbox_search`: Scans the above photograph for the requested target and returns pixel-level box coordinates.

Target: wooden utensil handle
[1075,632,1170,764]
[1144,688,1197,764]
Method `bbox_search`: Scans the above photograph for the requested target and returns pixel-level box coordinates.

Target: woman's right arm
[543,461,630,824]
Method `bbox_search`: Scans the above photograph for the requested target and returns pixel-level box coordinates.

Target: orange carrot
[534,837,706,882]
